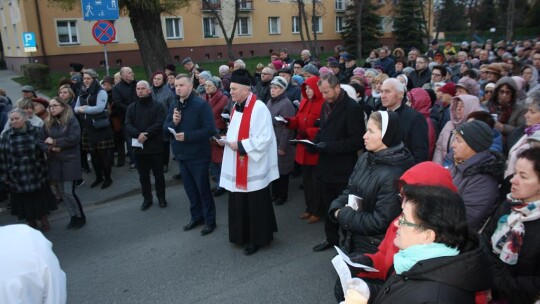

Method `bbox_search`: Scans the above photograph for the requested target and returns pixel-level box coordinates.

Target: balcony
[202,0,221,11]
[238,0,254,11]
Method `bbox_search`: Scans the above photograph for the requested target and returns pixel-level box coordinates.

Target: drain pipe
[34,0,48,65]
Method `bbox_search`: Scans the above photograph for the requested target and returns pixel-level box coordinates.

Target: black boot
[72,217,86,230]
[67,216,77,229]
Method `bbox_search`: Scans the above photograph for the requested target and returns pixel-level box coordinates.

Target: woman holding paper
[286,76,325,223]
[329,111,414,254]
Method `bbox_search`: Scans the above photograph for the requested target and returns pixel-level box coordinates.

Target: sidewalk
[0,69,49,100]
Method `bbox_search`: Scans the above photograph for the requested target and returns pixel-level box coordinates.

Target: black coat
[314,90,366,184]
[392,103,429,164]
[124,96,166,155]
[482,199,540,303]
[112,79,137,121]
[371,236,493,304]
[329,143,414,254]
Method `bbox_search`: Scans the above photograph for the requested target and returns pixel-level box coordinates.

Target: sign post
[92,20,116,76]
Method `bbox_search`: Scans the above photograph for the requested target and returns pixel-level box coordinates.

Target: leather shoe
[243,244,259,255]
[200,225,215,236]
[158,199,168,208]
[313,240,334,252]
[141,201,153,211]
[307,215,320,224]
[183,220,202,231]
[273,198,286,206]
[299,212,311,219]
[90,179,103,188]
[213,187,226,197]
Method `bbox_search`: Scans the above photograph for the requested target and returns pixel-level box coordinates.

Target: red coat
[287,76,324,166]
[205,90,229,163]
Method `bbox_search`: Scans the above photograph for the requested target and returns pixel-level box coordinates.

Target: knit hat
[230,69,252,87]
[71,74,82,83]
[399,161,458,192]
[353,67,365,76]
[485,82,496,91]
[456,76,480,97]
[270,76,288,89]
[272,60,284,71]
[402,67,415,75]
[439,82,456,96]
[102,76,115,86]
[199,71,213,82]
[454,120,492,153]
[21,85,35,92]
[379,111,400,148]
[278,67,292,75]
[329,61,340,68]
[291,75,304,86]
[181,57,193,66]
[32,97,49,108]
[302,64,320,76]
[319,67,333,77]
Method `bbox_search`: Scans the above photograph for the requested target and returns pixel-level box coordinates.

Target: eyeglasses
[432,73,442,77]
[485,90,493,94]
[397,214,423,228]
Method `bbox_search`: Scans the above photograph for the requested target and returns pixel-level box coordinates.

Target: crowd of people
[1,38,540,303]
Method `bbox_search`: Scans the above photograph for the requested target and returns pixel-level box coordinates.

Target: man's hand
[174,132,185,142]
[173,108,181,125]
[227,141,239,151]
[138,132,148,143]
[278,149,286,156]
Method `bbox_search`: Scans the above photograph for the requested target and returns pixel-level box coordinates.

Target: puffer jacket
[287,76,324,166]
[433,94,481,165]
[408,88,436,159]
[450,150,505,231]
[370,235,493,304]
[329,143,415,254]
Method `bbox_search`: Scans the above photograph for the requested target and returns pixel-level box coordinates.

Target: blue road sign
[81,0,119,21]
[22,32,37,52]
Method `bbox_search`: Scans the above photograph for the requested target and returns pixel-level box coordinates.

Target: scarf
[231,93,257,190]
[371,90,381,98]
[491,194,540,265]
[524,123,540,136]
[393,243,460,274]
[322,90,345,122]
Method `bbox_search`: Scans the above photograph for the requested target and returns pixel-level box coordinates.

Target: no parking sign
[92,20,116,44]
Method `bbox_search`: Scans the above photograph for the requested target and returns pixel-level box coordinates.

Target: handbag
[90,112,110,129]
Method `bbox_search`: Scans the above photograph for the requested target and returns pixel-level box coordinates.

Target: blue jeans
[178,158,216,226]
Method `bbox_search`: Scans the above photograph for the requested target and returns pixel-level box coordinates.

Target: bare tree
[201,0,240,59]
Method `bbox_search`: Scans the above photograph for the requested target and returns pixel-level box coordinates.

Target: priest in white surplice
[219,69,279,255]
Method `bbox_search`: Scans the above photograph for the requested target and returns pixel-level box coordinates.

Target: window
[335,16,345,32]
[165,17,183,39]
[268,17,280,34]
[203,17,217,38]
[335,0,345,10]
[312,16,322,33]
[292,16,300,33]
[12,24,18,48]
[237,17,251,36]
[56,20,79,45]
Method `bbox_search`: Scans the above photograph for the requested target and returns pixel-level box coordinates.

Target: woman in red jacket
[286,76,325,224]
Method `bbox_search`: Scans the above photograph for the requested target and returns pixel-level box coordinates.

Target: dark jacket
[329,143,414,254]
[112,79,137,121]
[39,116,82,181]
[125,95,166,155]
[391,102,429,164]
[409,68,432,88]
[254,79,271,104]
[164,92,215,161]
[451,150,505,231]
[482,198,540,304]
[314,90,366,184]
[285,83,302,104]
[370,236,493,304]
[267,92,296,175]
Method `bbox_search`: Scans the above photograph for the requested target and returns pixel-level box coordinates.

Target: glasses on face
[398,214,423,228]
[485,90,493,94]
[432,73,442,77]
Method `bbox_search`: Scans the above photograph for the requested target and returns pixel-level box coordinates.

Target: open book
[289,139,316,146]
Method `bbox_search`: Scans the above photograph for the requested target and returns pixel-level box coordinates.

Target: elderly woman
[483,147,540,303]
[267,76,296,205]
[75,69,114,189]
[359,185,492,303]
[151,70,175,173]
[204,77,229,197]
[329,111,414,255]
[39,97,86,230]
[433,94,481,166]
[364,74,388,115]
[488,76,526,137]
[0,109,51,231]
[521,64,540,94]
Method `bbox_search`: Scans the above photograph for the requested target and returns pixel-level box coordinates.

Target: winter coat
[254,79,271,104]
[0,122,48,193]
[409,68,432,88]
[164,92,215,161]
[38,116,82,182]
[487,77,527,136]
[125,96,166,155]
[329,143,415,254]
[151,85,175,141]
[267,92,296,175]
[287,76,324,166]
[205,90,229,164]
[433,95,481,165]
[392,102,429,164]
[285,84,301,104]
[314,90,366,184]
[370,236,493,304]
[482,199,540,304]
[112,79,137,121]
[450,150,505,232]
[408,89,436,159]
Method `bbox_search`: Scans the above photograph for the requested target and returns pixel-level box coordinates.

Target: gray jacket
[267,93,296,175]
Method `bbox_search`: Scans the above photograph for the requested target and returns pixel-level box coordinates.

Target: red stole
[231,93,257,190]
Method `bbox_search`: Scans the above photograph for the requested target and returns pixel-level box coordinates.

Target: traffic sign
[22,32,37,52]
[92,20,116,44]
[82,0,119,21]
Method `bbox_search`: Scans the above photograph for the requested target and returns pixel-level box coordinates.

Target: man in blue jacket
[164,75,217,236]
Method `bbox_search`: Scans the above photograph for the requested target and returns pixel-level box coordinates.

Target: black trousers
[135,153,165,201]
[271,174,290,201]
[321,181,346,245]
[90,148,112,181]
[302,165,323,216]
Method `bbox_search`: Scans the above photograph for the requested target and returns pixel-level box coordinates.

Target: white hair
[234,59,246,69]
[383,78,405,96]
[218,65,229,76]
[137,80,151,89]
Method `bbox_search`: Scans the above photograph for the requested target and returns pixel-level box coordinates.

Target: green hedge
[21,63,52,90]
